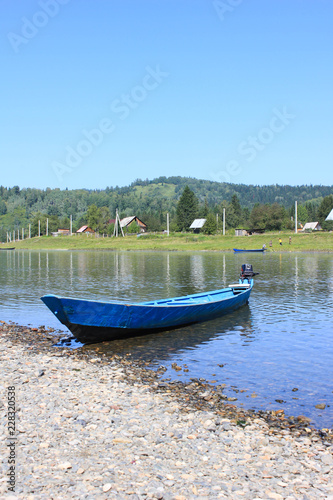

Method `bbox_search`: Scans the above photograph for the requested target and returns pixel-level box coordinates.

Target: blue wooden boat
[233,248,265,253]
[41,264,258,343]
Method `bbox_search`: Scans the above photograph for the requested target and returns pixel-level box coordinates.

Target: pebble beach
[1,322,332,500]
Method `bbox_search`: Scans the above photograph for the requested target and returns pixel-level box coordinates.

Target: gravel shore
[1,322,332,500]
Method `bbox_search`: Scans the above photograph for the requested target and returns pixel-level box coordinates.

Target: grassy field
[1,231,333,252]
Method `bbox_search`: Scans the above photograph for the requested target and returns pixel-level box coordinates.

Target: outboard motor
[240,264,259,282]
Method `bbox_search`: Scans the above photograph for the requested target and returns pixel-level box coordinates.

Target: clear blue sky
[1,0,332,190]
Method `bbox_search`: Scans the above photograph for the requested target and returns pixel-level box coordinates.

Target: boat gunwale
[42,282,253,309]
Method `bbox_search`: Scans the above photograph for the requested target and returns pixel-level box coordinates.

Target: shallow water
[0,249,332,428]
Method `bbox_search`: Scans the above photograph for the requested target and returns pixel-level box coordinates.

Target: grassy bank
[1,231,333,252]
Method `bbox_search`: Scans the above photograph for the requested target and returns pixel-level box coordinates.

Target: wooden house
[302,222,322,232]
[76,225,95,234]
[190,219,206,233]
[120,216,147,232]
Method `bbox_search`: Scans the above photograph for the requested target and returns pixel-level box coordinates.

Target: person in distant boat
[279,238,282,245]
[289,236,291,244]
[262,244,266,250]
[269,240,272,247]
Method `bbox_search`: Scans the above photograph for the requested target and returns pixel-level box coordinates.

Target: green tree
[199,198,209,218]
[0,200,7,215]
[203,213,217,234]
[231,194,242,226]
[266,203,286,231]
[296,204,309,225]
[318,195,333,230]
[97,206,111,233]
[176,186,199,231]
[31,212,47,236]
[250,204,268,230]
[304,201,318,221]
[87,204,100,231]
[219,201,238,229]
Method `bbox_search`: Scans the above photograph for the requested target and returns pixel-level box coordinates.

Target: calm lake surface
[1,249,332,429]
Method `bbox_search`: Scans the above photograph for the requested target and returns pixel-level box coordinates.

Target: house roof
[302,222,321,230]
[77,225,94,233]
[190,218,206,229]
[326,209,333,221]
[120,216,147,228]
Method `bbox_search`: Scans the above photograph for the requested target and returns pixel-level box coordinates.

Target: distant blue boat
[233,248,265,253]
[41,265,258,343]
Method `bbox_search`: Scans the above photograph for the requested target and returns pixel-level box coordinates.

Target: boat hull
[233,248,265,253]
[41,282,253,343]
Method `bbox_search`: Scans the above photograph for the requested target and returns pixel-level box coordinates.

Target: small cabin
[76,225,95,234]
[302,222,322,232]
[190,219,206,233]
[235,229,248,236]
[120,216,147,233]
[51,228,70,237]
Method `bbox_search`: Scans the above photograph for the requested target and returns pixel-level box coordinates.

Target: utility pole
[295,201,298,234]
[70,215,72,235]
[223,208,226,236]
[113,209,124,237]
[167,212,169,236]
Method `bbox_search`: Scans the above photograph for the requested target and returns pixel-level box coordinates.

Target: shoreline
[1,321,332,438]
[1,231,333,254]
[1,322,332,499]
[2,247,333,254]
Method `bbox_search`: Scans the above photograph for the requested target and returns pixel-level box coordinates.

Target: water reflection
[87,306,255,361]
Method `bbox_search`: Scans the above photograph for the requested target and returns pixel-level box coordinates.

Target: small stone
[113,438,132,444]
[321,454,333,465]
[58,462,72,470]
[266,492,283,500]
[203,419,214,428]
[102,483,112,492]
[296,415,312,423]
[315,404,326,410]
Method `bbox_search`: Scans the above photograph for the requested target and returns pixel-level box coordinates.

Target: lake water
[1,249,332,429]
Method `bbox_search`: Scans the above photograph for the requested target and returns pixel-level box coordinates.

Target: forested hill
[133,177,331,208]
[1,176,331,217]
[0,177,332,240]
